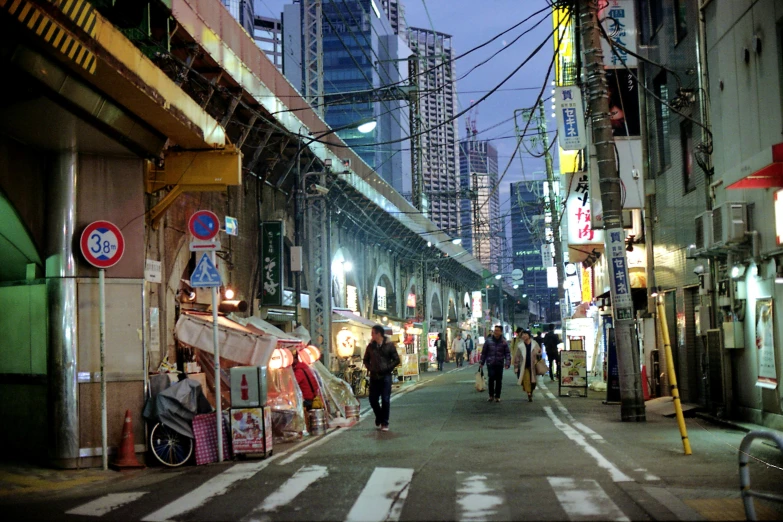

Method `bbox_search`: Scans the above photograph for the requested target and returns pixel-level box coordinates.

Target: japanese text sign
[260,222,284,306]
[606,228,634,320]
[599,0,637,67]
[555,86,587,150]
[567,173,604,245]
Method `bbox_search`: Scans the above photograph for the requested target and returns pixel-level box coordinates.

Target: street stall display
[174,312,307,448]
[559,350,588,397]
[310,360,361,427]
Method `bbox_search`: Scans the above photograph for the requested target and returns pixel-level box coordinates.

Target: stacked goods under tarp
[310,361,360,426]
[175,313,307,443]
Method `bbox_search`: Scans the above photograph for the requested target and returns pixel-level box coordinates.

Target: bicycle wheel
[150,422,193,467]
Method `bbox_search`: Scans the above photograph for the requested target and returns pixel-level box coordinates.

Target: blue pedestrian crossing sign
[190,252,221,288]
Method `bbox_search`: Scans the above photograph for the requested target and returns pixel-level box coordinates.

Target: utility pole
[579,0,645,422]
[536,104,567,323]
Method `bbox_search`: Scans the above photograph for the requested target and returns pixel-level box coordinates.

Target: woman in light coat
[512,329,543,402]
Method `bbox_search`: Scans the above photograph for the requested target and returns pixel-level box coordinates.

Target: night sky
[255,0,558,235]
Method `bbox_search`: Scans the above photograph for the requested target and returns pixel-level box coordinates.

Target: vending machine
[229,366,273,457]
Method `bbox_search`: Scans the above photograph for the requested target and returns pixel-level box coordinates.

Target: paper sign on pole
[606,228,634,320]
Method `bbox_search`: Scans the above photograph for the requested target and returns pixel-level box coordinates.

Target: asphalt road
[4,364,783,521]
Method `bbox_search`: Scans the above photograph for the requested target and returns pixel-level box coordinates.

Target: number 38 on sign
[80,220,125,269]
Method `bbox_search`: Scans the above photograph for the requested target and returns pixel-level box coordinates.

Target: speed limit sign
[80,221,125,269]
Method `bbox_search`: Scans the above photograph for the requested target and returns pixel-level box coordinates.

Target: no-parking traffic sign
[80,221,125,269]
[188,210,220,241]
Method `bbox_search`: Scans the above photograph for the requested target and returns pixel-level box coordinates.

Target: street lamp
[294,117,377,323]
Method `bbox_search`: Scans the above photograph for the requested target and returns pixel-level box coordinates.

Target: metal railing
[739,430,783,520]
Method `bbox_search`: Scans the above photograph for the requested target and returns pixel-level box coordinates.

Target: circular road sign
[80,221,125,269]
[511,268,524,281]
[188,210,220,241]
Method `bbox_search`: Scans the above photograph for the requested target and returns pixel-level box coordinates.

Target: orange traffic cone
[110,410,145,470]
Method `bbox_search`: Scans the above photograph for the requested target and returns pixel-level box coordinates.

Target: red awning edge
[727,143,783,190]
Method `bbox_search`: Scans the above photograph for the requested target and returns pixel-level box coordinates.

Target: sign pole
[211,250,223,462]
[99,268,108,471]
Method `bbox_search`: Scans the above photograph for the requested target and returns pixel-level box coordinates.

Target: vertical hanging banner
[567,173,604,245]
[599,0,637,67]
[260,222,284,306]
[606,228,634,320]
[555,86,587,150]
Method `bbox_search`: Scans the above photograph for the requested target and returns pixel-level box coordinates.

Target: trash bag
[143,378,212,438]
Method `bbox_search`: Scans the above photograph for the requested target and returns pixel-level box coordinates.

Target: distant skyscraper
[223,0,254,35]
[408,27,459,236]
[282,0,411,193]
[459,139,501,273]
[380,0,406,37]
[510,179,556,318]
[253,15,283,70]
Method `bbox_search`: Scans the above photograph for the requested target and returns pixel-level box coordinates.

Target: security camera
[693,264,705,275]
[312,184,330,195]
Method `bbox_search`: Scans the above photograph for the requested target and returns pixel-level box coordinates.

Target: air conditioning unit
[693,211,713,255]
[711,202,748,249]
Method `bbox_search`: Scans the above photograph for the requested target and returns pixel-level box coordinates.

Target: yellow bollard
[656,295,692,455]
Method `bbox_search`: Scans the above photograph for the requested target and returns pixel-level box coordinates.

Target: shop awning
[333,309,378,329]
[175,312,277,366]
[726,143,783,190]
[236,316,302,349]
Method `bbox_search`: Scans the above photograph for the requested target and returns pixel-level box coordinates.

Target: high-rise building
[407,27,459,236]
[282,0,411,193]
[510,179,556,320]
[380,0,406,37]
[253,15,283,70]
[223,0,254,35]
[459,139,501,273]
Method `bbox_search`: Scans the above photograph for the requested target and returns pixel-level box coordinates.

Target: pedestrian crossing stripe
[69,467,634,521]
[0,0,98,74]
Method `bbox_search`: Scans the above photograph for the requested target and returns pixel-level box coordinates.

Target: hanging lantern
[270,348,294,370]
[335,330,356,358]
[306,345,322,362]
[297,348,314,365]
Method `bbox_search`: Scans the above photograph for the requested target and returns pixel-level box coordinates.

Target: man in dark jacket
[363,325,401,432]
[479,325,511,402]
[436,333,447,371]
[543,324,561,381]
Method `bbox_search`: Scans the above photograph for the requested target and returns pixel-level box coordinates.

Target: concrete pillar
[46,150,79,467]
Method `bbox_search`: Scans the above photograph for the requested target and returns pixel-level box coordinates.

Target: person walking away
[363,325,401,432]
[465,334,474,364]
[533,330,545,350]
[436,333,447,371]
[509,327,524,379]
[451,334,466,367]
[543,324,561,381]
[512,329,543,402]
[479,325,510,402]
[293,349,320,411]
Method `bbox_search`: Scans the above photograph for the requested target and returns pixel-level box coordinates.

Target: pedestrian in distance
[512,329,543,402]
[479,325,511,403]
[436,333,447,371]
[543,324,561,381]
[293,349,320,411]
[465,334,475,364]
[510,327,524,379]
[451,333,466,367]
[363,325,401,432]
[533,330,545,350]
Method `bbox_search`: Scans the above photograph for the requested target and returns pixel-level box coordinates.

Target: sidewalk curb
[693,412,752,433]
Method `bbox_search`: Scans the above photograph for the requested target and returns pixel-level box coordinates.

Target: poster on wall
[402,354,419,377]
[604,69,640,137]
[426,332,439,363]
[755,298,778,389]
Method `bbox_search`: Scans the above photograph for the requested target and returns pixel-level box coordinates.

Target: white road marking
[456,472,504,521]
[254,465,328,513]
[345,467,414,522]
[644,473,661,481]
[66,492,148,517]
[141,459,279,521]
[548,477,629,521]
[543,407,632,483]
